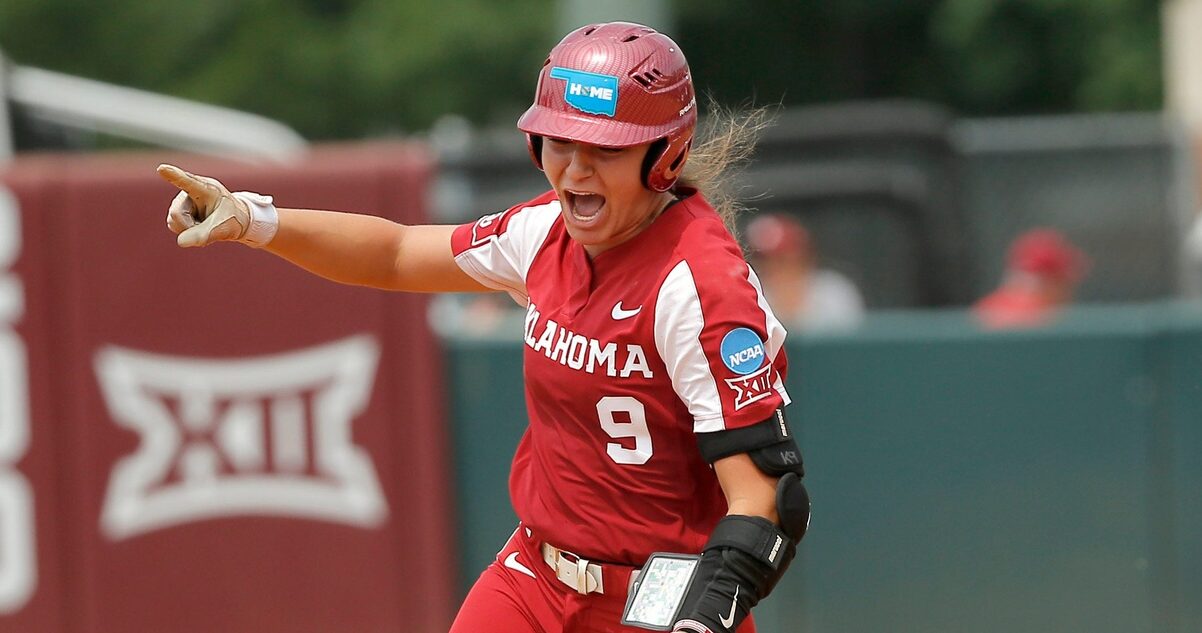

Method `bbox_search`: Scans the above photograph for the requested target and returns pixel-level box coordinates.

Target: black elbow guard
[776,471,810,542]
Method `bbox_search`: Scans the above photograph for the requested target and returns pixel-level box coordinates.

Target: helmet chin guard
[518,22,697,192]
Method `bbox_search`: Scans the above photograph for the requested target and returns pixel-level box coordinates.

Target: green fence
[443,303,1201,633]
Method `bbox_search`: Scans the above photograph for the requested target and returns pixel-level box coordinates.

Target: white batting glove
[157,164,278,248]
[672,621,714,633]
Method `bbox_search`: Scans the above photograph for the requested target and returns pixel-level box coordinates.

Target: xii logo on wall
[93,336,388,540]
[0,184,36,613]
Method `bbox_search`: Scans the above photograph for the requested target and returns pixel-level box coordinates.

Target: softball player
[159,22,808,633]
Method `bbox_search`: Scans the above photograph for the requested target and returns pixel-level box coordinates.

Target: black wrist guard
[673,515,797,633]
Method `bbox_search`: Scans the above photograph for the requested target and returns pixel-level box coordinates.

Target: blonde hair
[677,102,775,235]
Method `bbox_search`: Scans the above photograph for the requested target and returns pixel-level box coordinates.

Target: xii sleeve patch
[718,328,773,411]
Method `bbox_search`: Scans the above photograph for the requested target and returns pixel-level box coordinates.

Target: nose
[564,146,594,180]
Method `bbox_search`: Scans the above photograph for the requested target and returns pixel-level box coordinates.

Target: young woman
[160,22,808,633]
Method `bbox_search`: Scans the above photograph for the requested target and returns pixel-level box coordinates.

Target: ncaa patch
[719,327,766,375]
[549,67,619,117]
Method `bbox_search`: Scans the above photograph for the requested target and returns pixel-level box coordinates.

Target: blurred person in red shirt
[746,214,864,331]
[974,228,1088,329]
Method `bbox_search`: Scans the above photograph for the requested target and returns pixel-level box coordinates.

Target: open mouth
[566,190,606,223]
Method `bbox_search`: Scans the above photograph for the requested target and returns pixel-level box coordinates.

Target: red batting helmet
[517,22,697,192]
[746,214,813,260]
[1007,228,1088,282]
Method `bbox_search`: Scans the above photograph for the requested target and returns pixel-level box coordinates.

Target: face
[541,137,675,257]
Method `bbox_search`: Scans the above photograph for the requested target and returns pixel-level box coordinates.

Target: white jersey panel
[746,265,793,406]
[452,201,560,305]
[653,260,726,432]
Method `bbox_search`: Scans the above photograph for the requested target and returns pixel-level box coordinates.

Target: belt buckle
[547,544,603,595]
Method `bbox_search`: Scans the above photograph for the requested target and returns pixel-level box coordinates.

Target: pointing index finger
[156,164,219,203]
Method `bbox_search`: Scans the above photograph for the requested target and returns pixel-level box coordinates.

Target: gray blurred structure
[740,101,967,307]
[956,112,1198,303]
[0,49,307,163]
[0,58,12,160]
[1164,0,1202,133]
[428,115,543,225]
[432,103,1198,309]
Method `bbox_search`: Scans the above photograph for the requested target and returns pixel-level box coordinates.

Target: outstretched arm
[264,209,486,292]
[158,164,490,294]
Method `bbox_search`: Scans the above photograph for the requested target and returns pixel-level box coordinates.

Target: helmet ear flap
[526,134,544,170]
[644,135,692,192]
[641,139,668,190]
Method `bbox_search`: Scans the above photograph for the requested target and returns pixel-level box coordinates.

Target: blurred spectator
[746,214,865,331]
[974,228,1088,329]
[1183,211,1202,297]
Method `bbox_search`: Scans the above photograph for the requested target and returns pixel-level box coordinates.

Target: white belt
[540,542,605,595]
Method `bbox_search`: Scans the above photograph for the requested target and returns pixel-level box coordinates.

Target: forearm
[264,208,407,289]
[670,414,810,633]
[718,455,780,524]
[264,208,483,292]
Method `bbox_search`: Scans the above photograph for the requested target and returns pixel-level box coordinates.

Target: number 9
[596,396,653,465]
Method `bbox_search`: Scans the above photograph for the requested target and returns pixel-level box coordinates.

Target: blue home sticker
[549,67,619,117]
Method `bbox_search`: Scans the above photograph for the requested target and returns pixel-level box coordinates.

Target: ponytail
[676,101,775,236]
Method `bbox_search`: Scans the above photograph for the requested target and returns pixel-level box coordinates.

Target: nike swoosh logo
[611,301,642,320]
[719,585,740,628]
[503,552,536,578]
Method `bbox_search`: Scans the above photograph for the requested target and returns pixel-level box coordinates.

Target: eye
[599,146,625,155]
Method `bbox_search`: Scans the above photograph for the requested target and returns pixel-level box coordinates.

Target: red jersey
[451,190,790,565]
[973,286,1059,329]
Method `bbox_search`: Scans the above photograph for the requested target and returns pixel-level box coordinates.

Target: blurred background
[1,0,1200,632]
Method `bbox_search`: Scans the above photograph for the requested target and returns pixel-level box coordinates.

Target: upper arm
[392,224,492,292]
[654,257,790,433]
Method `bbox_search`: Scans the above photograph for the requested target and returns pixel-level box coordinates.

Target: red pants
[450,525,756,633]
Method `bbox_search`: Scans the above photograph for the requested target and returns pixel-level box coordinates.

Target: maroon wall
[0,144,455,633]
